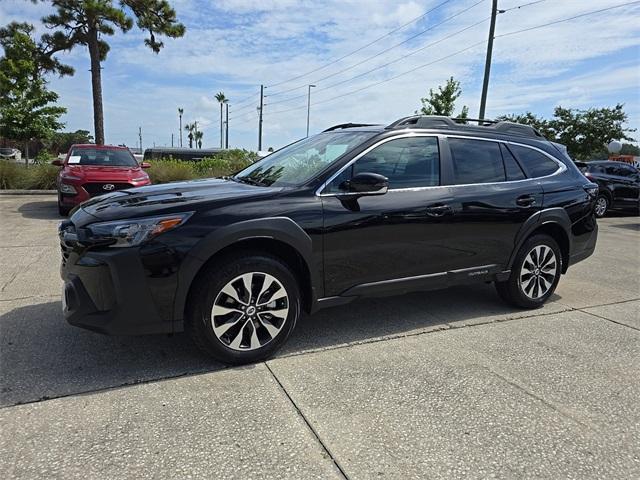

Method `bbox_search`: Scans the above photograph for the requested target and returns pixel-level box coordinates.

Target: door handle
[516,195,536,207]
[425,204,452,217]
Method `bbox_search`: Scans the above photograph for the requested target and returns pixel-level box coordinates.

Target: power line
[496,0,640,38]
[267,0,487,102]
[266,0,457,90]
[265,17,489,108]
[265,40,487,116]
[502,0,546,12]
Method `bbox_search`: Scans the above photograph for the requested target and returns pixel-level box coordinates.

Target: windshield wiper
[234,176,266,186]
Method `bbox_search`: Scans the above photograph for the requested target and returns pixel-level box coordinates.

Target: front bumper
[60,236,176,336]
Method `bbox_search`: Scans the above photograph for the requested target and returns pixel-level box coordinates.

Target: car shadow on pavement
[17,200,62,220]
[0,283,562,407]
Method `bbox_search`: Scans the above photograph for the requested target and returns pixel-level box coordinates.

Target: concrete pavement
[0,194,638,479]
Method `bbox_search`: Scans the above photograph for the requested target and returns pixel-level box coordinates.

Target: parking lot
[0,194,638,479]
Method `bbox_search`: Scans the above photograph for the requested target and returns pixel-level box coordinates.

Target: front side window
[68,148,138,167]
[326,136,440,192]
[449,138,505,184]
[234,131,376,187]
[510,145,560,178]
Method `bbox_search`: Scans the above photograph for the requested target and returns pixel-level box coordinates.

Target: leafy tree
[40,0,185,145]
[0,22,66,164]
[417,76,468,119]
[47,129,94,154]
[499,104,635,160]
[620,143,640,156]
[215,92,227,148]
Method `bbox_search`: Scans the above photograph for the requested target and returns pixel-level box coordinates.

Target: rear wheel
[186,252,300,364]
[496,234,561,309]
[594,194,609,218]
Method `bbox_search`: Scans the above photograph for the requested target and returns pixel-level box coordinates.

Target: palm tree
[184,122,195,148]
[178,108,184,147]
[215,92,228,149]
[194,130,203,149]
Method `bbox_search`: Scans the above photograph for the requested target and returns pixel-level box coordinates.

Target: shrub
[147,149,258,184]
[146,159,196,184]
[0,161,58,189]
[0,160,22,189]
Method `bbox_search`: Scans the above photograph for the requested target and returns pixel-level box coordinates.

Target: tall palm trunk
[219,104,223,148]
[87,26,105,145]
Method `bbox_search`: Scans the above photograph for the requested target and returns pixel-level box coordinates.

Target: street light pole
[306,84,316,137]
[225,103,229,149]
[479,0,500,121]
[258,85,264,151]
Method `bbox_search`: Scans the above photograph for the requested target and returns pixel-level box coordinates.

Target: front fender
[172,217,316,328]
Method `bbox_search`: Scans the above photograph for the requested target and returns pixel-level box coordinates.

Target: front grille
[83,182,132,197]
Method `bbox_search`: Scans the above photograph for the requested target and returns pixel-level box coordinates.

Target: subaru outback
[59,116,598,364]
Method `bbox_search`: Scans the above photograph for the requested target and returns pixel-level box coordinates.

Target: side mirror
[141,162,151,169]
[340,172,389,196]
[51,159,63,167]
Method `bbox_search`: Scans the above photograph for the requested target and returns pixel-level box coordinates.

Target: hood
[75,177,282,223]
[64,164,144,182]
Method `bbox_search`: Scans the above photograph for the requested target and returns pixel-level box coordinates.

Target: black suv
[575,160,640,217]
[60,116,598,364]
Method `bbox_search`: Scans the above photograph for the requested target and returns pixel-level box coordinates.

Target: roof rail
[323,123,380,132]
[386,115,543,138]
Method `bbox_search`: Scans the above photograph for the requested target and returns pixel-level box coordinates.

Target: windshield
[234,131,376,187]
[68,148,138,167]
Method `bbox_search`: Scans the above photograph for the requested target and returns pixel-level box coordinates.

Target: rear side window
[500,144,526,181]
[448,138,505,184]
[510,145,560,178]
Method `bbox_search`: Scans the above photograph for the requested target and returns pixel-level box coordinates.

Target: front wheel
[496,234,562,309]
[186,252,301,365]
[57,194,71,216]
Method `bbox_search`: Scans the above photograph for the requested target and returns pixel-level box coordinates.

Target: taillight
[583,183,598,198]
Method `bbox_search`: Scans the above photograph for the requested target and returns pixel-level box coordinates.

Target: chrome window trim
[316,132,566,197]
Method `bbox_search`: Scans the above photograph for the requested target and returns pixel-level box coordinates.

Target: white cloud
[2,0,639,148]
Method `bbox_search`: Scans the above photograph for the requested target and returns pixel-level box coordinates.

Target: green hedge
[0,161,59,190]
[147,149,258,184]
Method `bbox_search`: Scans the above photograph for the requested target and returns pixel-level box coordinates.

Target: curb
[0,190,57,195]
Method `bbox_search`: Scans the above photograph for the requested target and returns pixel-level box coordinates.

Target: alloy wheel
[595,197,608,217]
[211,272,289,351]
[518,245,557,300]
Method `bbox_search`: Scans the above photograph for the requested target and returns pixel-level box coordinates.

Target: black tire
[186,252,301,365]
[58,195,71,216]
[495,234,562,309]
[594,194,609,218]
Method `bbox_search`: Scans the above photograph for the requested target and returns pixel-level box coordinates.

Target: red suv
[53,144,151,215]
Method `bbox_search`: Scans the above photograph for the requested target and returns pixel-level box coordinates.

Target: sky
[1,0,639,151]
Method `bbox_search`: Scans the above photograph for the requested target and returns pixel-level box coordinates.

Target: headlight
[86,212,193,247]
[132,175,149,182]
[59,183,77,194]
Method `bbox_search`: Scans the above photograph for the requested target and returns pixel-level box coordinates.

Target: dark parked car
[575,160,640,217]
[59,116,598,364]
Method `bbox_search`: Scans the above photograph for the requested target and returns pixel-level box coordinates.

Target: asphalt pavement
[0,194,638,479]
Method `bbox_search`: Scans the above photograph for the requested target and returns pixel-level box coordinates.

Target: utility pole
[479,0,499,122]
[225,103,229,149]
[171,133,174,147]
[258,84,264,151]
[138,127,142,152]
[306,84,316,137]
[178,108,183,147]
